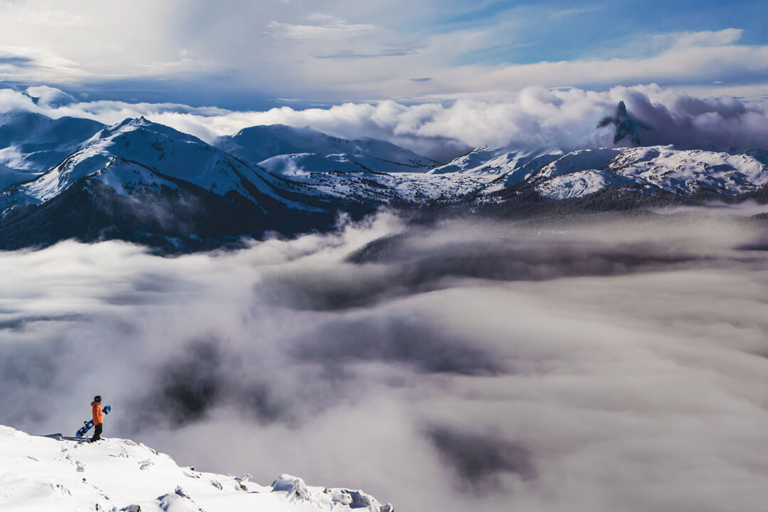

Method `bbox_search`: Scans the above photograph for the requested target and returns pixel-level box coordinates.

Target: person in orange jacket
[90,395,104,443]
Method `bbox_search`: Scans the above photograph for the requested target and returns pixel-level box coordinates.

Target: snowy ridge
[535,170,641,200]
[531,148,624,181]
[89,158,181,196]
[0,111,104,188]
[89,117,285,203]
[0,425,393,512]
[0,117,316,213]
[258,152,483,203]
[2,112,766,211]
[428,146,561,177]
[476,144,768,200]
[216,124,436,174]
[602,145,768,195]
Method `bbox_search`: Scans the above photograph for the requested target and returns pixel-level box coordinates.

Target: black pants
[91,423,102,442]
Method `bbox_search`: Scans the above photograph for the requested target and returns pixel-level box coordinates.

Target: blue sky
[0,0,766,109]
[417,0,768,66]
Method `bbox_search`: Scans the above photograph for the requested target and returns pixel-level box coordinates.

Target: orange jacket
[92,402,103,425]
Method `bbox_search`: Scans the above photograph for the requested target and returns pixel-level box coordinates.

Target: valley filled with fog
[2,209,768,512]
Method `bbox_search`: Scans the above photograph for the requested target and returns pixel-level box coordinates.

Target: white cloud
[453,42,768,98]
[265,16,375,41]
[0,0,86,27]
[672,28,744,49]
[23,85,76,106]
[3,83,766,160]
[2,213,768,511]
[0,45,89,82]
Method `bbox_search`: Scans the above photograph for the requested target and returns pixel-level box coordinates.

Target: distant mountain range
[0,108,766,251]
[217,124,436,173]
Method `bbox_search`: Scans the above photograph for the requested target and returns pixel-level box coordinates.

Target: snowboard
[75,405,112,438]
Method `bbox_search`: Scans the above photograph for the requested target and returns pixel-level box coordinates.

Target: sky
[0,0,767,109]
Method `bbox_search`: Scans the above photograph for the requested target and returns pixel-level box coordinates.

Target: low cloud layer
[2,83,767,161]
[2,210,768,511]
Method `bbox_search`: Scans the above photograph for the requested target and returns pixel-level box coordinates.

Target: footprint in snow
[75,461,85,472]
[110,446,130,458]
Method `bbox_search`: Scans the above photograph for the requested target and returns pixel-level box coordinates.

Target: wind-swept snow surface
[0,426,392,512]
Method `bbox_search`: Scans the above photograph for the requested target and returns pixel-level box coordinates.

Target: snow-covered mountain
[0,425,393,512]
[0,111,104,189]
[0,117,366,251]
[257,152,482,203]
[428,146,561,177]
[483,145,768,200]
[1,116,298,209]
[0,110,766,251]
[425,143,768,202]
[216,124,436,173]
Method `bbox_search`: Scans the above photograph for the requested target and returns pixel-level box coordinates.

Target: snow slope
[478,145,768,200]
[428,146,560,177]
[531,148,624,181]
[0,425,393,512]
[0,111,104,188]
[258,152,482,203]
[1,117,307,212]
[536,170,640,200]
[604,145,768,195]
[216,124,436,173]
[88,157,181,196]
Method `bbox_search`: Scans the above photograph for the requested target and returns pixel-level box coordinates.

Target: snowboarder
[90,396,105,443]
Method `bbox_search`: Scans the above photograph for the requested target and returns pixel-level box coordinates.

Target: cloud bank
[2,210,768,511]
[2,83,768,161]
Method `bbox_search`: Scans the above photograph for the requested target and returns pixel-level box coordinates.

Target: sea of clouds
[2,209,768,511]
[1,83,767,161]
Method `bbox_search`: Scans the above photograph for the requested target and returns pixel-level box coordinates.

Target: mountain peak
[597,101,653,146]
[617,100,628,117]
[107,116,154,133]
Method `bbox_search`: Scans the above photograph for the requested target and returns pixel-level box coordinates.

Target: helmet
[94,395,102,403]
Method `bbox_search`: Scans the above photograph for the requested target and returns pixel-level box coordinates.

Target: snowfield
[0,425,393,512]
[535,170,639,200]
